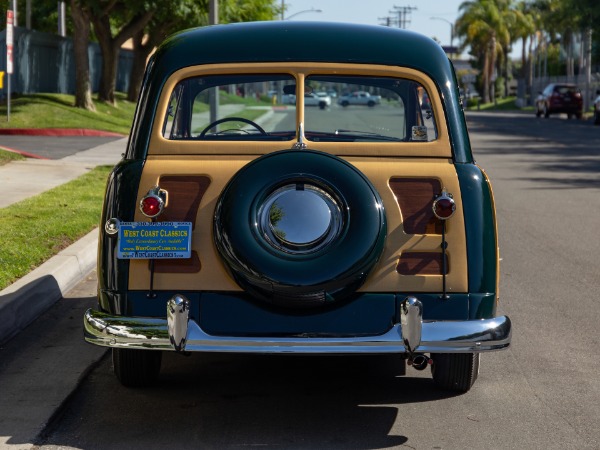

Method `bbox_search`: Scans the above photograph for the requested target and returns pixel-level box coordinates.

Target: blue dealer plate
[117,222,192,259]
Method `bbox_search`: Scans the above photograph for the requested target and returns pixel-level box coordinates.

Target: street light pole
[283,7,322,20]
[430,17,454,56]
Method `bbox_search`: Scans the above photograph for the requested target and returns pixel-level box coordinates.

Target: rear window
[555,86,577,95]
[163,74,296,141]
[304,75,437,142]
[162,73,437,143]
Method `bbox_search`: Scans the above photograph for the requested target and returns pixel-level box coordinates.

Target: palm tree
[511,1,536,101]
[456,0,512,103]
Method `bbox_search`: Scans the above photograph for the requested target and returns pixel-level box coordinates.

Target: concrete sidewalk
[0,137,127,343]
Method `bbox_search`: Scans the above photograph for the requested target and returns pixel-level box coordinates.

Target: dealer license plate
[117,221,192,259]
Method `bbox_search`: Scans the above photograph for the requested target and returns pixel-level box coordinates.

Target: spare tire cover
[214,150,386,308]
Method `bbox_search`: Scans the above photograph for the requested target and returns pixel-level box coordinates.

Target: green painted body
[98,21,499,327]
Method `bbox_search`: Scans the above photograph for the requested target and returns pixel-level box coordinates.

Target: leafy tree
[89,1,154,105]
[126,0,208,102]
[456,0,512,103]
[127,0,282,102]
[511,1,536,93]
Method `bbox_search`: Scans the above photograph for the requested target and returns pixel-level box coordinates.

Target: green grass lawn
[0,165,112,290]
[0,93,136,135]
[466,96,525,111]
[0,91,276,290]
[0,91,275,135]
[0,148,26,166]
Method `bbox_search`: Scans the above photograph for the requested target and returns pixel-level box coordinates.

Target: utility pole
[26,0,31,29]
[11,0,17,26]
[209,0,218,25]
[391,5,417,29]
[58,1,66,36]
[378,16,398,27]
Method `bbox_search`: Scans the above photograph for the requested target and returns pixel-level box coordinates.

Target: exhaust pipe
[408,354,432,371]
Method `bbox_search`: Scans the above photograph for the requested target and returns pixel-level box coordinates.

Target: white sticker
[411,126,428,141]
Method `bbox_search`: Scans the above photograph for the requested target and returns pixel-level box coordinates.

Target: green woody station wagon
[84,21,511,392]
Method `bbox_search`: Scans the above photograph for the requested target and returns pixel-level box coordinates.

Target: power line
[390,5,417,29]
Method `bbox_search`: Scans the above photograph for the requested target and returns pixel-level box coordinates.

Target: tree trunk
[489,34,497,102]
[521,37,527,80]
[482,50,490,104]
[98,44,119,104]
[503,47,509,98]
[528,34,534,105]
[127,31,153,102]
[92,10,154,105]
[93,14,118,105]
[70,0,95,111]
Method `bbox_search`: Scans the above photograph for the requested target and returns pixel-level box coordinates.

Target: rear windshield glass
[162,74,437,142]
[304,75,437,142]
[163,74,297,141]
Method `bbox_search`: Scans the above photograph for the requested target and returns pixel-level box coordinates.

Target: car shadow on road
[38,351,465,449]
[466,112,600,189]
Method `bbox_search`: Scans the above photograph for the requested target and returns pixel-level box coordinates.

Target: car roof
[130,21,473,162]
[153,21,449,78]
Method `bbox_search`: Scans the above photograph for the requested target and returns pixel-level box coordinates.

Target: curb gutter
[0,228,98,344]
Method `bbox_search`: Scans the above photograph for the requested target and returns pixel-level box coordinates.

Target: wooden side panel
[129,157,468,293]
[153,252,201,273]
[389,177,442,234]
[397,252,447,275]
[158,175,211,227]
[152,175,210,273]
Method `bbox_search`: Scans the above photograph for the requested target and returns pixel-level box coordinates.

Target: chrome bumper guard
[84,295,511,354]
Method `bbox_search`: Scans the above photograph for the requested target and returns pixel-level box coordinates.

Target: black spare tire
[214,150,386,308]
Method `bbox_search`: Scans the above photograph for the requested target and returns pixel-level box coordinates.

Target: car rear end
[550,84,583,117]
[84,22,511,392]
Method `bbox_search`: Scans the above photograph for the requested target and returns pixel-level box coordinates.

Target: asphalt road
[5,111,600,449]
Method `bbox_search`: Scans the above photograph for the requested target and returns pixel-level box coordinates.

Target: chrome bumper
[84,295,511,354]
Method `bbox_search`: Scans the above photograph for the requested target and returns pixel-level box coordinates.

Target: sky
[282,0,464,50]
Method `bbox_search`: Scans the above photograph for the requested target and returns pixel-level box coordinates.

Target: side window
[162,84,183,139]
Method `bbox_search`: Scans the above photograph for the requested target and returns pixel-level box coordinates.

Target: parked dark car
[84,21,511,393]
[535,83,583,119]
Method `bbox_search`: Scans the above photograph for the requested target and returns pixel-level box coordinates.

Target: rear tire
[113,348,162,387]
[431,353,480,393]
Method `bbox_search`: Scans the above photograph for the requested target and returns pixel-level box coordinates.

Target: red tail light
[432,190,455,220]
[140,186,167,218]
